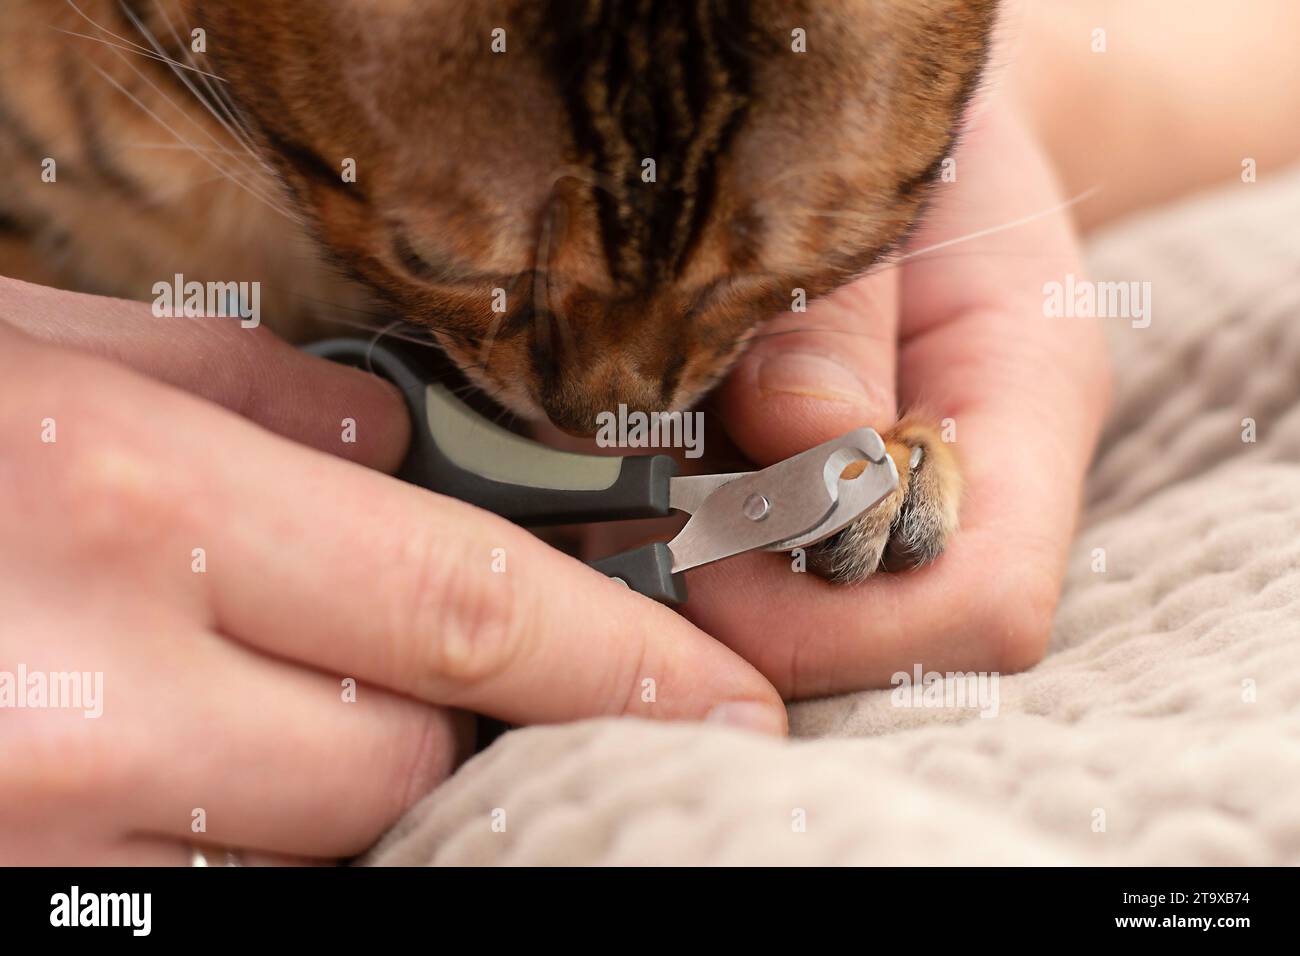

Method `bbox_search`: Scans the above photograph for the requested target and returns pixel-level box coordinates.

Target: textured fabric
[365,169,1300,866]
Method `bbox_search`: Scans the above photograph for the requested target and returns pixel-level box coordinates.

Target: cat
[0,0,994,582]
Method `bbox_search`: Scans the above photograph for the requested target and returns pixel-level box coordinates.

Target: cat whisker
[62,1,280,211]
[799,186,1101,266]
[860,246,1079,281]
[64,0,168,55]
[115,1,274,183]
[893,184,1102,261]
[51,27,220,80]
[145,0,271,174]
[361,319,415,374]
[288,292,498,374]
[487,397,518,431]
[85,61,298,223]
[122,142,242,152]
[149,169,240,201]
[445,380,483,397]
[786,185,1101,281]
[103,44,267,184]
[59,0,225,79]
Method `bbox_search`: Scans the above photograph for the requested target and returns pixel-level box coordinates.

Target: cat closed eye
[391,231,452,282]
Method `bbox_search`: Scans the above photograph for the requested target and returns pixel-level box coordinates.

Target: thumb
[715,270,899,464]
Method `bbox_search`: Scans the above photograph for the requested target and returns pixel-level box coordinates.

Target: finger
[17,331,787,733]
[715,269,900,465]
[0,279,409,471]
[199,449,785,730]
[0,599,466,862]
[112,626,470,858]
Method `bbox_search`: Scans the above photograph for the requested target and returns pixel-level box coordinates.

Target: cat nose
[549,419,600,439]
[531,328,675,435]
[539,384,664,438]
[539,395,610,437]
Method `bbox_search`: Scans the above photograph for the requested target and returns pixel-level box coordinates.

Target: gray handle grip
[306,337,678,525]
[589,543,687,606]
[306,337,686,603]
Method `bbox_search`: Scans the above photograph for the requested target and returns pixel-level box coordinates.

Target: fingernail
[705,701,788,736]
[757,352,871,406]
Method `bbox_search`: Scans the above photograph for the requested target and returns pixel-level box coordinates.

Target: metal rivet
[743,493,770,521]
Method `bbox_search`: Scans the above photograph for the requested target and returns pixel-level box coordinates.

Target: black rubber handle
[307,337,687,604]
[589,543,687,606]
[306,337,678,526]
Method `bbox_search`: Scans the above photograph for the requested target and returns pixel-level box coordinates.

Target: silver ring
[190,845,243,867]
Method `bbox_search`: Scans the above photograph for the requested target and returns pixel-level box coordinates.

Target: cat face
[200,0,997,432]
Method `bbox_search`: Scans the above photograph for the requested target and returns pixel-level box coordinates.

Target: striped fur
[0,0,998,431]
[540,0,756,286]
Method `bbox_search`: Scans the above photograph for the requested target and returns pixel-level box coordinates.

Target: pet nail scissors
[309,337,898,605]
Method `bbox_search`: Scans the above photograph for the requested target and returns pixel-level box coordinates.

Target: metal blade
[667,472,753,515]
[764,455,898,551]
[664,427,895,573]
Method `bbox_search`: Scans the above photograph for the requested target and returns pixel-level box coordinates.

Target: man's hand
[689,97,1111,698]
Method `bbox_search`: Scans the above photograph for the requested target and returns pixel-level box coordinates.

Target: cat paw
[805,418,961,584]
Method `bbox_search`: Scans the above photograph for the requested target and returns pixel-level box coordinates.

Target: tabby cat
[0,0,995,582]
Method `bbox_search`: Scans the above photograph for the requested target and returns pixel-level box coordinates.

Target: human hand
[686,96,1111,698]
[0,281,783,865]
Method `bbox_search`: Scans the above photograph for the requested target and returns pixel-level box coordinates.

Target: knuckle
[391,529,522,699]
[6,348,196,554]
[58,436,189,558]
[9,356,196,558]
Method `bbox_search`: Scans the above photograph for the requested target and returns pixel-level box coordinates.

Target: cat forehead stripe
[542,0,754,287]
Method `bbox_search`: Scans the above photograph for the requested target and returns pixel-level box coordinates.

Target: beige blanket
[366,169,1300,866]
